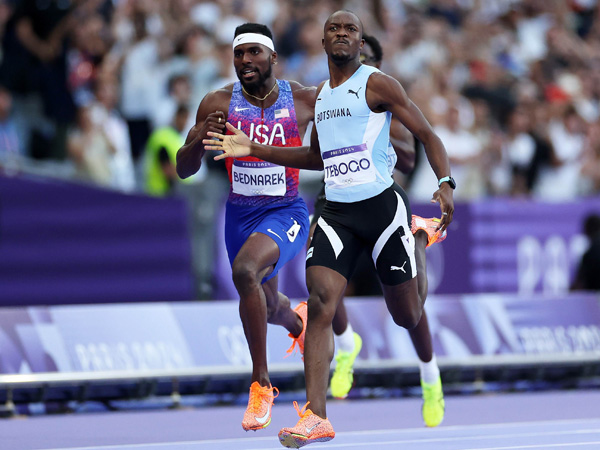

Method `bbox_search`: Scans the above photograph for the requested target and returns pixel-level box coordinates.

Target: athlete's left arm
[367,72,454,228]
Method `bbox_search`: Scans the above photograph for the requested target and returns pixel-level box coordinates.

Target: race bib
[232,160,286,196]
[322,144,376,189]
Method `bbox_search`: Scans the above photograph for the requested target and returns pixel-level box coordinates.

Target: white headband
[233,33,275,51]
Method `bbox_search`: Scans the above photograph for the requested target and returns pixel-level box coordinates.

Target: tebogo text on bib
[322,144,376,189]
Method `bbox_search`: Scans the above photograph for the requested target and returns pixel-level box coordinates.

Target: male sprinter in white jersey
[315,33,445,426]
[176,23,317,432]
[205,11,454,447]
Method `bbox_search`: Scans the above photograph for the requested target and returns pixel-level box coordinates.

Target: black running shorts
[306,183,415,286]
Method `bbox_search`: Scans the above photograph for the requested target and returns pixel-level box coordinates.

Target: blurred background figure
[144,104,189,197]
[0,84,21,165]
[89,75,136,193]
[571,213,600,291]
[67,103,114,187]
[2,0,76,161]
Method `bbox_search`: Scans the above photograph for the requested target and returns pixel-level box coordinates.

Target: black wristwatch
[438,176,456,189]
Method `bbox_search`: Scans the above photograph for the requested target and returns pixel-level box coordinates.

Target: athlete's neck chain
[242,81,277,102]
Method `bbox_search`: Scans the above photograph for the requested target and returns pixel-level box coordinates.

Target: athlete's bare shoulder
[368,70,402,88]
[288,80,318,107]
[202,83,234,103]
[366,70,408,111]
[195,83,234,120]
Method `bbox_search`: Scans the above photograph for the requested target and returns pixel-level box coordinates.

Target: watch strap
[438,176,452,187]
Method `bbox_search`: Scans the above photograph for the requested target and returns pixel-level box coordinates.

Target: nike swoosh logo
[235,106,250,112]
[267,229,283,241]
[305,422,321,433]
[255,404,271,424]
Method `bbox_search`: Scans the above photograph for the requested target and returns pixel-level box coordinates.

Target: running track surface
[2,390,600,450]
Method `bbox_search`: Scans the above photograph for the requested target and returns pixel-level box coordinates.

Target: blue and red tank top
[225,80,302,207]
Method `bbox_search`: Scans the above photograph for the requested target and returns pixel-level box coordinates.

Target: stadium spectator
[152,73,194,130]
[89,75,136,193]
[571,213,600,291]
[0,85,21,164]
[580,120,600,195]
[5,0,76,160]
[67,104,114,187]
[535,105,587,201]
[144,104,189,197]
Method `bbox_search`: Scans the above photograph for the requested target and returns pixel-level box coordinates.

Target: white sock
[419,354,440,385]
[334,323,355,353]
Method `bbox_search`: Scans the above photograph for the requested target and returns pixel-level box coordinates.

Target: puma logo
[347,87,361,98]
[390,261,407,273]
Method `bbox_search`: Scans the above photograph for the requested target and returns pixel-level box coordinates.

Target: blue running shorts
[225,197,310,283]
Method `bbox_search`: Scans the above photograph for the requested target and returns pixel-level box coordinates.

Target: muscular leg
[308,219,350,337]
[304,265,348,419]
[381,276,422,331]
[408,230,433,362]
[263,279,304,335]
[232,232,303,387]
[331,300,348,335]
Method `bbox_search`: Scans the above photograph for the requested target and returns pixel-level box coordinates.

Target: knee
[231,261,257,291]
[307,293,337,325]
[391,307,422,330]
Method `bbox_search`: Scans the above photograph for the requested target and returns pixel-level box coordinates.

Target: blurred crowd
[1,0,600,204]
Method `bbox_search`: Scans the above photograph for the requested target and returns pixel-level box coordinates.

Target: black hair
[362,34,383,62]
[175,104,189,116]
[234,23,274,40]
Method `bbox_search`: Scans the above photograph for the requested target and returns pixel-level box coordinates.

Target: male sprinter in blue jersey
[176,23,317,432]
[318,33,445,425]
[205,11,454,447]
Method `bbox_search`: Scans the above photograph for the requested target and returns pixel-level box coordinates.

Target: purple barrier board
[413,199,600,295]
[2,170,599,305]
[213,198,600,300]
[1,294,598,374]
[0,174,194,306]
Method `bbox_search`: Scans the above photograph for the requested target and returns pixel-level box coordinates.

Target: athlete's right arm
[205,83,325,171]
[175,89,230,179]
